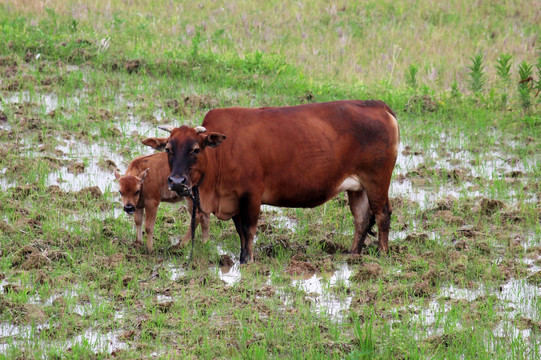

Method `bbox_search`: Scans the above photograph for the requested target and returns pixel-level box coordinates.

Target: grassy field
[0,0,540,359]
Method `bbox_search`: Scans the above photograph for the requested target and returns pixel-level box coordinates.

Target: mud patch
[351,262,382,282]
[286,259,317,277]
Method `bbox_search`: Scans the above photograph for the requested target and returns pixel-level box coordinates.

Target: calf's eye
[135,190,140,196]
[119,190,122,195]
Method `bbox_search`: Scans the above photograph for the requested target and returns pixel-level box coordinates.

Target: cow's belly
[261,175,363,208]
[336,175,364,192]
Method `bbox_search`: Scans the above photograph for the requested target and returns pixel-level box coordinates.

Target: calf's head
[114,168,149,214]
[142,125,225,196]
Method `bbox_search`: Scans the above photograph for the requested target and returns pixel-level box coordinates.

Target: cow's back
[202,100,398,208]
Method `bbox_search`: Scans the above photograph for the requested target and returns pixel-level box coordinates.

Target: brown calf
[114,152,209,253]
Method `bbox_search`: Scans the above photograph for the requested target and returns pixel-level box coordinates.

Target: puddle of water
[0,168,16,190]
[3,325,123,356]
[395,141,537,181]
[261,205,297,231]
[405,278,541,344]
[218,263,242,286]
[46,139,126,193]
[499,279,540,319]
[288,263,353,321]
[390,178,479,209]
[166,263,186,282]
[0,91,81,113]
[157,294,174,304]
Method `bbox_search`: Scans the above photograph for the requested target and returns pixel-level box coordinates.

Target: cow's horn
[158,125,175,132]
[194,126,207,133]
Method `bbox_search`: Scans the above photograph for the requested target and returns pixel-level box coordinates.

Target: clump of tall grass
[517,61,533,111]
[406,64,419,90]
[467,53,487,95]
[495,54,512,108]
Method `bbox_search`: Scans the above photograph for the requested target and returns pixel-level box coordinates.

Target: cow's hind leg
[234,193,261,264]
[347,190,374,254]
[366,192,392,254]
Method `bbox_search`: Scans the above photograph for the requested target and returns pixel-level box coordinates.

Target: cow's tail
[367,213,376,236]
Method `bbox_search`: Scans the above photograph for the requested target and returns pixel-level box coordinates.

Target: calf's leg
[144,202,159,254]
[134,208,144,246]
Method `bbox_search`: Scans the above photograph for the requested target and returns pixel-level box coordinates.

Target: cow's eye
[165,147,171,154]
[134,190,140,196]
[193,147,200,154]
[119,190,122,195]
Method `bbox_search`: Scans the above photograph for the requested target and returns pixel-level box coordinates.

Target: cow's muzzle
[168,175,190,196]
[124,205,136,214]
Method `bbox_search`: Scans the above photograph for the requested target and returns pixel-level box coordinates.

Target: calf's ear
[201,132,226,148]
[142,137,169,151]
[114,170,122,180]
[137,168,150,183]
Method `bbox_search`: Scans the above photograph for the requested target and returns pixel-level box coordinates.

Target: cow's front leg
[198,211,210,244]
[144,202,159,254]
[134,208,144,247]
[234,194,261,264]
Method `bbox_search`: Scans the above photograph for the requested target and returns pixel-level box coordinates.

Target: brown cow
[143,100,399,263]
[114,152,210,253]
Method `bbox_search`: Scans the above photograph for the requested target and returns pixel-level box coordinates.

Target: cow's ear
[142,137,168,151]
[137,168,150,183]
[114,170,122,180]
[201,132,226,148]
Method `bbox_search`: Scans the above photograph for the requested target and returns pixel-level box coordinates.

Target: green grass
[0,0,540,359]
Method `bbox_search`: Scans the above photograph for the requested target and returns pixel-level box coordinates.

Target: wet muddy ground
[0,59,540,358]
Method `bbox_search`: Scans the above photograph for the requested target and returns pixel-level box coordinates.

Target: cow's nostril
[169,176,187,187]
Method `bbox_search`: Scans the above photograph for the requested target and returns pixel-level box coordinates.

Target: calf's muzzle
[124,204,136,214]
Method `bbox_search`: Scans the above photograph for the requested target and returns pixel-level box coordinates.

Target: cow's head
[142,125,225,196]
[114,168,149,214]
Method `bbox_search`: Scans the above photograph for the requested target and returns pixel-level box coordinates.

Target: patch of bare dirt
[101,253,125,268]
[401,145,424,156]
[423,332,462,348]
[319,238,348,254]
[97,159,118,172]
[517,317,541,331]
[0,56,17,66]
[67,161,85,175]
[413,280,432,297]
[351,262,382,282]
[23,304,47,323]
[527,271,541,286]
[3,65,17,77]
[404,94,440,113]
[433,210,465,225]
[219,254,235,267]
[184,94,219,109]
[475,197,506,215]
[76,186,102,199]
[2,80,19,91]
[286,259,317,276]
[404,232,429,244]
[20,116,41,130]
[125,59,141,74]
[0,220,14,234]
